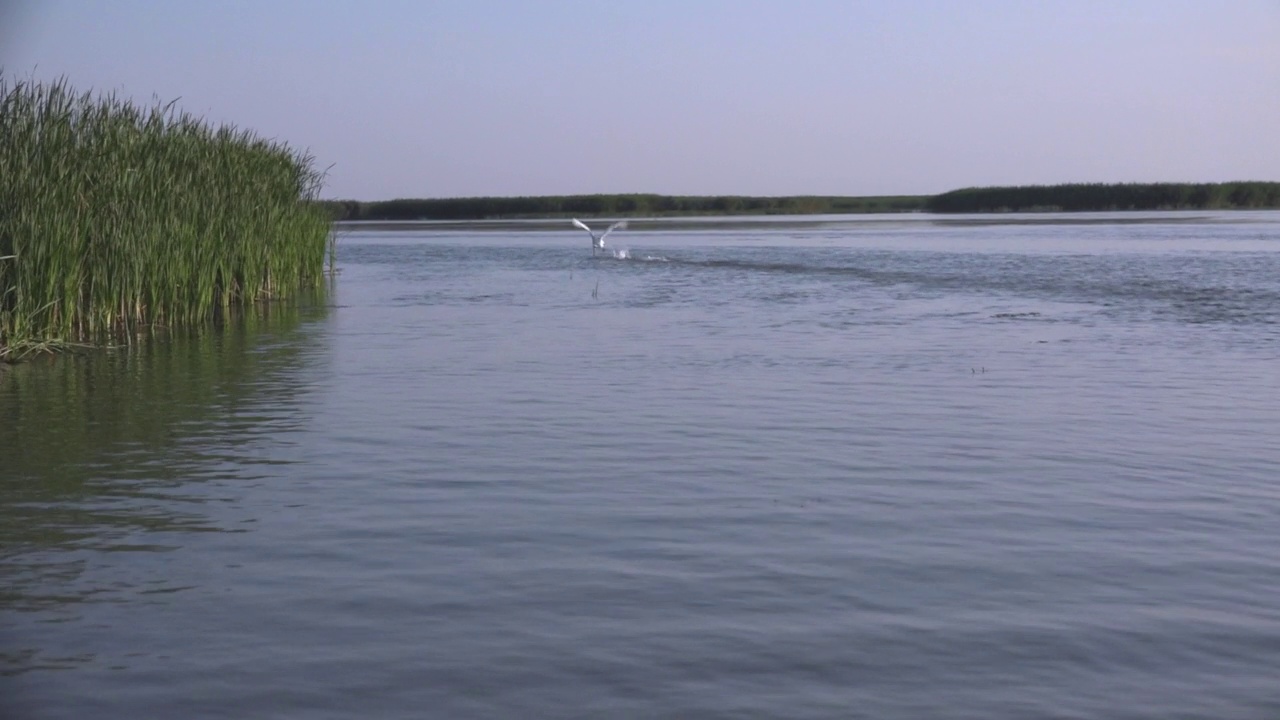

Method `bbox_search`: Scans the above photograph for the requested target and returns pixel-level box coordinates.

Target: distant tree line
[314,182,1280,221]
[925,182,1280,213]
[315,194,928,220]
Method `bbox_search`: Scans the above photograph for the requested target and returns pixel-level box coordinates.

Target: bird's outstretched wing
[600,220,628,242]
[571,218,594,236]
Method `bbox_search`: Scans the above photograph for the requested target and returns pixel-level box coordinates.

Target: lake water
[3,212,1279,719]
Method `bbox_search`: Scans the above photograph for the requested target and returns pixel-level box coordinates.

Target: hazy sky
[3,1,1278,200]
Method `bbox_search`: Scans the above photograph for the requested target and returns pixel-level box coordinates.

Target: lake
[3,212,1279,719]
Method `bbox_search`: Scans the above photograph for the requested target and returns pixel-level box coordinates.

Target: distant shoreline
[317,182,1280,221]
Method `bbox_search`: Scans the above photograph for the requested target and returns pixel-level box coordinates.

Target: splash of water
[609,247,669,262]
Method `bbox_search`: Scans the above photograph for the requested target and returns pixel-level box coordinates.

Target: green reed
[0,72,331,359]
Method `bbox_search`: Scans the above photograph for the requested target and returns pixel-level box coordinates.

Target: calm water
[3,212,1280,719]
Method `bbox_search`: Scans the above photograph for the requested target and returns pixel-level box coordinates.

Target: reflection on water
[0,295,329,674]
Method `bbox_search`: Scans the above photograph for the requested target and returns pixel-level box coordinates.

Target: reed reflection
[0,295,329,635]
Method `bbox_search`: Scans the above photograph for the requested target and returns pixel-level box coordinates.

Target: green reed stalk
[0,72,332,359]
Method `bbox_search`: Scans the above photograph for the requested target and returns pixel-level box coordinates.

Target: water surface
[4,212,1280,719]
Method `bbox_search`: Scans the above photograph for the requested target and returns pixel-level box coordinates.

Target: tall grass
[0,72,331,359]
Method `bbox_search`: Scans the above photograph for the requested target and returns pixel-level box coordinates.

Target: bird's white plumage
[600,220,627,242]
[572,218,628,255]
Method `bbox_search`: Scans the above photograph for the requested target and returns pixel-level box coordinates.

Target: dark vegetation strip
[925,182,1280,213]
[316,194,929,220]
[317,182,1280,222]
[0,73,332,361]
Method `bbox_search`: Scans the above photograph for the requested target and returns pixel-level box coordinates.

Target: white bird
[572,218,627,256]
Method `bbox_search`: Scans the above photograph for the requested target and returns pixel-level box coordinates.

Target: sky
[2,0,1278,200]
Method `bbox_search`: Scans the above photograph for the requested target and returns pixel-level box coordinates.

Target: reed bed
[0,72,331,359]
